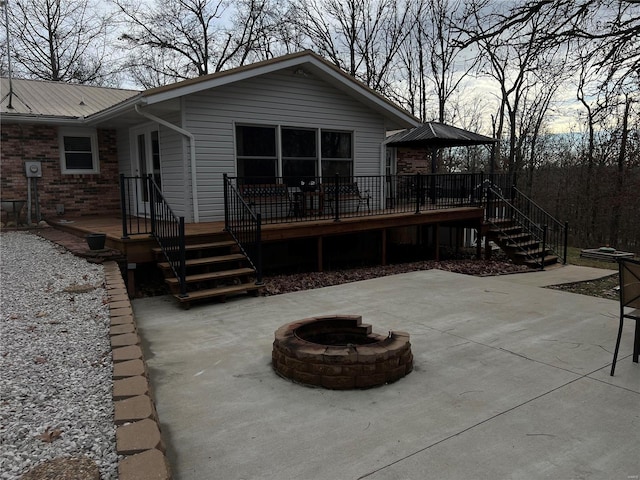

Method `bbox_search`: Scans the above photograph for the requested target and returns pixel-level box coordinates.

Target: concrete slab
[132,268,639,480]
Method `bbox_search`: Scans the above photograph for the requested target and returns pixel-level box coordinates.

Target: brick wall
[396,147,432,174]
[1,124,120,219]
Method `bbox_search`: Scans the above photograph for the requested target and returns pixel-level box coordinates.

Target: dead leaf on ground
[34,356,47,364]
[36,427,62,443]
[63,283,95,294]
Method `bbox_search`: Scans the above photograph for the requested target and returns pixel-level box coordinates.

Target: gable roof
[0,78,140,123]
[1,51,420,129]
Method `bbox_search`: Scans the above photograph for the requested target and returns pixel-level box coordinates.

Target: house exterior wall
[182,70,388,221]
[1,123,120,220]
[158,114,191,219]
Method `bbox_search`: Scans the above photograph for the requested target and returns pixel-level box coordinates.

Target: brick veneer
[1,124,121,219]
[272,315,413,390]
[396,147,432,175]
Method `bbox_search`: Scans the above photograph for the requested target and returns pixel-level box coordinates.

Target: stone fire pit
[272,315,413,389]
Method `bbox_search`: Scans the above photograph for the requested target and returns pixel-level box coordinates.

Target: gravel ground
[0,232,118,479]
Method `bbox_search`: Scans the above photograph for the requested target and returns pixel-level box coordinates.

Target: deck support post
[127,263,136,299]
[434,224,440,261]
[484,233,492,260]
[381,228,387,266]
[317,236,323,272]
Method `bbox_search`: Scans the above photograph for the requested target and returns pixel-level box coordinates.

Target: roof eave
[83,94,146,126]
[141,51,420,129]
[0,114,85,125]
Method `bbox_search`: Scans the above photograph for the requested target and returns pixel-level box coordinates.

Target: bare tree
[424,0,477,123]
[2,0,117,84]
[292,0,418,95]
[462,0,567,174]
[114,0,282,87]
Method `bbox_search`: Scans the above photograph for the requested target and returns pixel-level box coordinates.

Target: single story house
[1,50,421,223]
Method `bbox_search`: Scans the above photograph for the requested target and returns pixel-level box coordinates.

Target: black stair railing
[486,184,568,268]
[120,174,187,296]
[223,174,263,285]
[511,187,568,265]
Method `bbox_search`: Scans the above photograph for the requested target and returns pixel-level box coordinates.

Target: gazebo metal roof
[386,121,497,148]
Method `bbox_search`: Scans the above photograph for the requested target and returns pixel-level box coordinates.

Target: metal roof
[0,78,140,120]
[386,121,497,148]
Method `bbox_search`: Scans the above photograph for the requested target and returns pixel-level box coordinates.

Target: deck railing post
[120,174,129,239]
[541,224,548,271]
[563,221,569,264]
[178,216,187,297]
[147,175,157,237]
[255,213,264,285]
[415,173,421,214]
[334,173,340,222]
[223,173,229,231]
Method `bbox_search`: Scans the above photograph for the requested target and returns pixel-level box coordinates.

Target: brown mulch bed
[262,257,529,296]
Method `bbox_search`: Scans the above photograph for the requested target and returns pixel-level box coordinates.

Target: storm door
[132,125,162,214]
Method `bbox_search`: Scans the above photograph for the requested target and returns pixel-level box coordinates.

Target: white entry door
[131,125,162,214]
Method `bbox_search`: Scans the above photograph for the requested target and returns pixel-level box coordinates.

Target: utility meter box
[25,161,42,178]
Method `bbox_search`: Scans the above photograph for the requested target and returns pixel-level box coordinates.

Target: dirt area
[262,250,529,296]
[546,273,620,301]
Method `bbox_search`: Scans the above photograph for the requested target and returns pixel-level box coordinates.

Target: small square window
[59,128,99,174]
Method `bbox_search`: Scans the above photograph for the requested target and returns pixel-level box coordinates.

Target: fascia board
[143,56,317,105]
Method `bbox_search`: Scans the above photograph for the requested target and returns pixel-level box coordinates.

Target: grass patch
[547,273,619,301]
[565,246,618,270]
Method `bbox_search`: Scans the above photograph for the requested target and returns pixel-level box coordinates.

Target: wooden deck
[49,206,484,269]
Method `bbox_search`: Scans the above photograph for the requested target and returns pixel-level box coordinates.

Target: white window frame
[59,127,100,174]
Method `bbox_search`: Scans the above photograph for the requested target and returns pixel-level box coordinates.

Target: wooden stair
[486,219,559,268]
[152,235,264,308]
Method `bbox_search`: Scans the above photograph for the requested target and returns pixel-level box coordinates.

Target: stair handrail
[486,185,548,269]
[512,187,565,231]
[223,174,263,285]
[146,175,187,297]
[511,187,568,264]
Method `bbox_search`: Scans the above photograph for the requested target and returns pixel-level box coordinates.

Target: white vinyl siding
[184,70,387,221]
[157,113,190,219]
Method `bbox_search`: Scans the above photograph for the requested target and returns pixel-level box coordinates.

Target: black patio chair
[610,258,640,376]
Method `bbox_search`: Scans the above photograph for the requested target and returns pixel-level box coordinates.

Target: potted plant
[86,233,107,250]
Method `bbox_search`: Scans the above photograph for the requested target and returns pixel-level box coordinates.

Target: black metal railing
[120,174,187,295]
[511,187,568,264]
[223,174,263,285]
[226,172,513,225]
[486,184,568,268]
[120,174,153,237]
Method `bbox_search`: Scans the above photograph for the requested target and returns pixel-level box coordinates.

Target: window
[236,125,277,182]
[234,125,354,182]
[282,128,316,185]
[321,130,352,177]
[59,128,99,174]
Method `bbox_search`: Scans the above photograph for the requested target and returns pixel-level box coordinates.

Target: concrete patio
[132,266,639,480]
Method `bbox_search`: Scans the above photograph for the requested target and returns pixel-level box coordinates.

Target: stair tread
[497,233,531,241]
[151,240,236,254]
[502,240,539,248]
[514,248,549,257]
[524,255,559,266]
[165,267,255,285]
[175,283,264,302]
[158,253,246,269]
